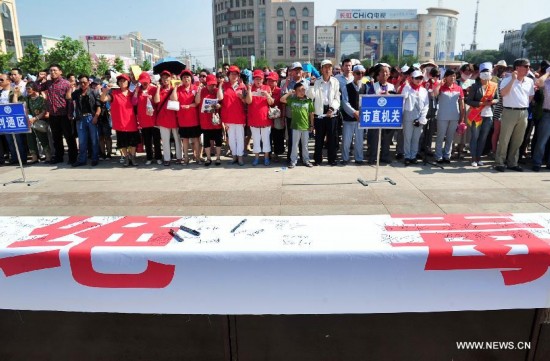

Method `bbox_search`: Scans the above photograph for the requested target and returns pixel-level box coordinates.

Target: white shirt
[320,79,331,105]
[500,76,534,108]
[0,89,10,105]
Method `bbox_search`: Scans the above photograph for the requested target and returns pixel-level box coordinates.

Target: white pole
[222,44,225,65]
[12,134,26,182]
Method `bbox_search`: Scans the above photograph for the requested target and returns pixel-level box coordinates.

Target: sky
[15,0,549,68]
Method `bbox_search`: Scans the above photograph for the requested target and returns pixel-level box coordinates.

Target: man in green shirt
[281,82,314,168]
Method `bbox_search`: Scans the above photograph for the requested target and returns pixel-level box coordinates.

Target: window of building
[277,21,283,31]
[427,32,432,37]
[290,20,296,30]
[249,0,253,5]
[242,36,248,44]
[234,49,242,57]
[247,9,254,17]
[302,7,309,17]
[289,7,296,17]
[248,22,254,31]
[302,46,308,56]
[277,35,283,44]
[242,10,246,18]
[290,46,296,57]
[249,35,254,43]
[277,7,283,17]
[236,0,239,7]
[425,42,431,47]
[425,51,430,57]
[278,47,284,56]
[230,0,233,7]
[302,21,308,30]
[302,34,308,43]
[290,34,296,43]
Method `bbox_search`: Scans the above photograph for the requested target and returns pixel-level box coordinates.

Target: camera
[413,119,421,127]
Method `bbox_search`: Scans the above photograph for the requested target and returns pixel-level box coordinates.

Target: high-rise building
[499,17,550,60]
[20,35,61,54]
[212,0,314,68]
[0,0,24,59]
[333,7,459,65]
[79,32,167,66]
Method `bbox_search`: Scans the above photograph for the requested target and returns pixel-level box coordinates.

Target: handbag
[31,118,48,133]
[268,105,281,120]
[167,100,180,111]
[212,112,220,125]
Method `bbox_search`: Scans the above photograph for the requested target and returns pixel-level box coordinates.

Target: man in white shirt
[307,59,340,166]
[9,68,27,97]
[494,58,535,172]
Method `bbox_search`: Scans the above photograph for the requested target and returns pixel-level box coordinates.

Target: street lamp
[222,44,225,64]
[323,41,326,59]
[461,43,465,60]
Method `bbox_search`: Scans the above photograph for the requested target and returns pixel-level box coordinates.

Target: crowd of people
[1,56,549,172]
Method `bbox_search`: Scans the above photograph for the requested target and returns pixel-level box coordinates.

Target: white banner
[1,214,550,314]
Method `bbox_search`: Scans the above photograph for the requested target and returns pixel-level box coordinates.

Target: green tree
[17,43,45,75]
[400,55,419,67]
[254,57,270,70]
[379,54,397,66]
[234,57,249,70]
[46,36,92,76]
[463,50,513,65]
[141,59,152,71]
[0,40,15,72]
[524,22,550,61]
[113,57,125,73]
[95,55,111,77]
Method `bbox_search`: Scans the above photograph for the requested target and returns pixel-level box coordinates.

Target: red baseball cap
[180,69,193,78]
[160,70,172,77]
[266,72,279,81]
[138,72,151,84]
[205,74,217,85]
[228,65,240,74]
[116,74,131,83]
[253,69,264,79]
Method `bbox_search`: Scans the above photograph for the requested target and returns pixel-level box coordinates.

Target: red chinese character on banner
[386,214,550,285]
[0,216,181,288]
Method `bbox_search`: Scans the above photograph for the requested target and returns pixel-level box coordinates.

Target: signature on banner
[386,214,550,285]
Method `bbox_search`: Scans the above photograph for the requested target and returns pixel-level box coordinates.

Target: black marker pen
[179,225,200,237]
[169,229,184,242]
[231,219,247,233]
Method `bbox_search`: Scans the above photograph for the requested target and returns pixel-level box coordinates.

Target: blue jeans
[403,120,423,160]
[341,121,365,162]
[5,133,27,164]
[532,112,550,166]
[469,116,493,160]
[77,114,99,163]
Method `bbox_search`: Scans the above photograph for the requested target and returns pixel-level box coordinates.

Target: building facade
[333,7,458,65]
[0,0,23,60]
[20,35,61,54]
[79,32,167,66]
[499,17,550,61]
[212,0,314,67]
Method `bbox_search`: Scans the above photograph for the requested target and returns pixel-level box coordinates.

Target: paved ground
[1,151,549,216]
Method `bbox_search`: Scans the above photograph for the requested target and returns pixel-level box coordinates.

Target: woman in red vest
[245,69,274,166]
[100,74,139,167]
[172,69,201,165]
[154,70,181,166]
[218,65,247,166]
[197,74,223,165]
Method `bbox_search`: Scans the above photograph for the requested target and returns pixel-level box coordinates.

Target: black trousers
[367,129,394,162]
[49,115,78,163]
[271,127,285,155]
[142,126,162,160]
[314,116,338,164]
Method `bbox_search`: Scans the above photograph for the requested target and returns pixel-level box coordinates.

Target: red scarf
[410,82,422,91]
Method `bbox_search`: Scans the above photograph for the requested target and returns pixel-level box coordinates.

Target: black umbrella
[153,57,186,75]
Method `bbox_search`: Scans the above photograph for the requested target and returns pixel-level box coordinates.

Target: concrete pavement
[1,153,548,216]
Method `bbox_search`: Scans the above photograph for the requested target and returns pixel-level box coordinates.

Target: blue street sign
[0,103,29,134]
[359,95,404,129]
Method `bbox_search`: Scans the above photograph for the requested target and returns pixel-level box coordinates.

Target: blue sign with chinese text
[359,95,404,129]
[0,103,29,134]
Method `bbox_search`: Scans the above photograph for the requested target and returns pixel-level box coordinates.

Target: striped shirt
[38,77,71,116]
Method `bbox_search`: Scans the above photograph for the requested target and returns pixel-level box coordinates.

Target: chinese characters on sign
[359,95,404,129]
[386,214,550,285]
[0,103,29,134]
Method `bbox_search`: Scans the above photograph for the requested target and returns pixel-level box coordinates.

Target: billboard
[363,31,380,60]
[315,26,336,59]
[401,31,419,57]
[339,31,361,61]
[337,9,417,20]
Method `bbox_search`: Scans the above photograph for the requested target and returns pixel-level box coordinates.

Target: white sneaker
[471,162,478,167]
[119,156,125,164]
[477,161,484,166]
[145,160,152,165]
[156,159,163,165]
